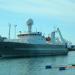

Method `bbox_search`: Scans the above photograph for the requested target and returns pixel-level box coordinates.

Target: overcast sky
[0,0,75,44]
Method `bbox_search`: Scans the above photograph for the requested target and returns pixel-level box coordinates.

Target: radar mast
[26,19,33,33]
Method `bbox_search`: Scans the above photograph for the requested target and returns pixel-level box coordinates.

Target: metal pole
[14,25,17,39]
[8,23,11,39]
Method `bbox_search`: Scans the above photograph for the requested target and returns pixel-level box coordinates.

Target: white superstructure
[17,32,46,44]
[4,19,47,44]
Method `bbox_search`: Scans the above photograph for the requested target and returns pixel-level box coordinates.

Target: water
[0,51,75,75]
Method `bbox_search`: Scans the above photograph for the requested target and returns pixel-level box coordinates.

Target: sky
[0,0,75,44]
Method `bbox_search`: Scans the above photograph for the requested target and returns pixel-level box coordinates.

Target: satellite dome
[26,18,33,33]
[26,18,33,25]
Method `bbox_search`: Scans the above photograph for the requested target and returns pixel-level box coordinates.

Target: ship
[0,19,68,57]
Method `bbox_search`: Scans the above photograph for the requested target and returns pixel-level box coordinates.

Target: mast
[8,23,11,39]
[51,31,55,44]
[14,25,17,38]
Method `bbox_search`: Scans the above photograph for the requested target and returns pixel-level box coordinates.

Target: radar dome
[26,18,33,33]
[26,18,33,25]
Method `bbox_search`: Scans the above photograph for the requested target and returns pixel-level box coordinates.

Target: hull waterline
[0,42,68,57]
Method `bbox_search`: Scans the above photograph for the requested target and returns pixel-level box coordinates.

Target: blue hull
[0,42,68,57]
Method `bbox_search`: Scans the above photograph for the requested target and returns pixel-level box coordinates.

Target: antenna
[26,18,33,33]
[8,23,11,39]
[36,28,37,32]
[19,31,22,34]
[53,25,57,31]
[14,25,17,39]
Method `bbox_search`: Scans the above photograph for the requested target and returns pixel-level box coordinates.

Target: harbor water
[0,51,75,75]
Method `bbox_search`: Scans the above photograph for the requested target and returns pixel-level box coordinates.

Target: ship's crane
[57,28,66,44]
[51,28,67,44]
[51,27,72,48]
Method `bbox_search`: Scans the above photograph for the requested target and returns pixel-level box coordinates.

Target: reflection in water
[0,51,75,75]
